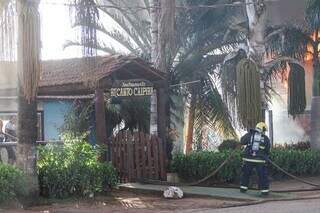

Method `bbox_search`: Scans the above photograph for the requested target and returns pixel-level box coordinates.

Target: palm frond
[265,26,311,61]
[219,49,247,105]
[98,0,151,47]
[64,40,118,55]
[263,56,305,82]
[194,82,236,138]
[98,7,150,53]
[72,21,142,55]
[306,0,320,32]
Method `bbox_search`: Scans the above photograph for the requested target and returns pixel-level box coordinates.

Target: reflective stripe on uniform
[242,158,266,163]
[261,189,269,193]
[240,186,248,190]
[260,146,265,149]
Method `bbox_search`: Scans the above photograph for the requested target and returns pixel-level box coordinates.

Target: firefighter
[240,122,271,196]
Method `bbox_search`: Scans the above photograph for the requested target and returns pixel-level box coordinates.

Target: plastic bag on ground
[163,186,184,199]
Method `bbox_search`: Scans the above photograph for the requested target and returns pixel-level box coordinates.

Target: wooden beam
[38,83,91,96]
[157,87,167,162]
[95,89,108,161]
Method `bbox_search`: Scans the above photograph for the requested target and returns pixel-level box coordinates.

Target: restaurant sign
[110,80,154,97]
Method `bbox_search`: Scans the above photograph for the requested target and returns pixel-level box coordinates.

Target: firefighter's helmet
[256,122,268,132]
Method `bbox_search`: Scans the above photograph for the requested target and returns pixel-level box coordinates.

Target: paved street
[183,198,320,213]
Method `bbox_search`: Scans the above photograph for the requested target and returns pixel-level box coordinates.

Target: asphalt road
[185,198,320,213]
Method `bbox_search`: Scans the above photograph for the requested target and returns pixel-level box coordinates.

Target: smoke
[270,78,309,145]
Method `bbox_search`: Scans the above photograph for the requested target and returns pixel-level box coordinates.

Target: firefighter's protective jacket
[240,129,271,163]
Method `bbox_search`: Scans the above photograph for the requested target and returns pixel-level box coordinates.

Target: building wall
[43,100,72,140]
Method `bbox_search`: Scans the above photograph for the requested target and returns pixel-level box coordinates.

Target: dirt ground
[2,176,320,213]
[0,190,243,213]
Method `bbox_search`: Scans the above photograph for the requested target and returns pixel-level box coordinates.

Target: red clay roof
[39,55,166,88]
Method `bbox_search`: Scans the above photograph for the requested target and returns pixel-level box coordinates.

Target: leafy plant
[218,139,240,152]
[0,163,26,203]
[172,149,320,184]
[275,141,311,151]
[37,134,118,198]
[60,100,92,138]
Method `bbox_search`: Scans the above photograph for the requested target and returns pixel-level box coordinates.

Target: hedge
[37,135,118,198]
[172,149,320,183]
[0,163,26,203]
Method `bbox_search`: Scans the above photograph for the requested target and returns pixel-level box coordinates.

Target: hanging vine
[236,58,262,129]
[71,0,100,87]
[287,63,306,117]
[0,0,16,61]
[17,0,41,102]
[72,0,99,58]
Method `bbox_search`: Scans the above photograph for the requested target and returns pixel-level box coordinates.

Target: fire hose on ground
[140,149,320,193]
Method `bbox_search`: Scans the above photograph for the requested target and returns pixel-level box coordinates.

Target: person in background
[5,116,17,142]
[0,120,5,142]
[4,116,17,164]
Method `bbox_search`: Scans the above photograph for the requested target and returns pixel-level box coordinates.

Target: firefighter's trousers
[240,160,269,193]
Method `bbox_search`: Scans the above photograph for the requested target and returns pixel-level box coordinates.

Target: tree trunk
[310,96,320,149]
[185,91,197,154]
[310,39,320,149]
[16,0,41,202]
[312,32,319,97]
[245,0,267,120]
[149,0,175,136]
[16,94,39,200]
[149,0,159,135]
[95,89,108,160]
[157,0,176,72]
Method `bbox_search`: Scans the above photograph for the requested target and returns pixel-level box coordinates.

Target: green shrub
[275,141,311,151]
[269,149,320,178]
[172,149,320,183]
[172,151,242,183]
[37,134,118,198]
[0,163,26,203]
[218,139,240,152]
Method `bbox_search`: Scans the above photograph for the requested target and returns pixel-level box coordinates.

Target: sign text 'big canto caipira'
[110,81,154,97]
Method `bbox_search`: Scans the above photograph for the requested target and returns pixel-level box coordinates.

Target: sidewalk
[119,183,294,201]
[270,176,320,191]
[119,176,320,202]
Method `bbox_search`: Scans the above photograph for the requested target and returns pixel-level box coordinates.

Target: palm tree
[71,0,240,153]
[17,0,41,198]
[220,0,307,132]
[262,0,320,149]
[174,0,246,152]
[1,0,42,198]
[67,0,151,57]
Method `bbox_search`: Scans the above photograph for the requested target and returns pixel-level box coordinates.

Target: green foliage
[37,135,118,198]
[106,97,150,135]
[306,0,320,32]
[0,163,26,203]
[172,151,242,183]
[172,149,320,183]
[236,58,262,129]
[276,141,311,151]
[270,149,320,178]
[218,139,240,152]
[60,100,92,137]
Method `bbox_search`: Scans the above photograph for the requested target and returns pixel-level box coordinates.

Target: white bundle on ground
[163,186,184,199]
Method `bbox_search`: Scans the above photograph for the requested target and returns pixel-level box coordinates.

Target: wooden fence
[111,131,166,183]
